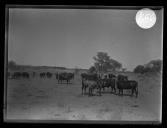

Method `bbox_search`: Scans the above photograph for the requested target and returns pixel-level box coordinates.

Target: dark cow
[100,77,116,93]
[13,72,22,79]
[57,72,74,84]
[22,72,29,78]
[81,73,98,81]
[69,73,74,80]
[116,75,138,97]
[46,72,52,78]
[117,74,128,81]
[81,73,102,96]
[108,73,116,79]
[40,72,46,78]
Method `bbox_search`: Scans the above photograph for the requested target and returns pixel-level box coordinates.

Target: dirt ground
[5,71,161,122]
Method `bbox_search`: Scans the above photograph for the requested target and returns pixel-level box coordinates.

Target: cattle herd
[81,73,138,98]
[7,71,74,84]
[7,71,138,98]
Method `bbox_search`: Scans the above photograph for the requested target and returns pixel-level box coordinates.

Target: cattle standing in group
[12,72,22,79]
[81,73,102,96]
[56,72,74,84]
[116,75,138,97]
[11,72,29,79]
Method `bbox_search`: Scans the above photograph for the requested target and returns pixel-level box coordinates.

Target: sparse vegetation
[92,52,122,73]
[133,59,162,74]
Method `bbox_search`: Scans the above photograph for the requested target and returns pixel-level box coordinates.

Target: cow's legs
[121,89,123,96]
[135,87,138,98]
[82,86,84,95]
[88,88,91,96]
[131,89,134,97]
[111,86,113,93]
[118,89,121,95]
[99,87,102,96]
[84,87,86,95]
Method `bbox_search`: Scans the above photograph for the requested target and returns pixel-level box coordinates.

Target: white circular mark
[135,8,156,29]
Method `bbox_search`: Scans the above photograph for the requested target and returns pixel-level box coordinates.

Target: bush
[134,59,162,74]
[134,65,145,74]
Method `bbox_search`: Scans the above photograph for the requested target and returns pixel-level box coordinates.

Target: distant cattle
[40,72,46,78]
[12,72,29,79]
[12,72,22,79]
[22,72,29,78]
[100,77,116,93]
[57,72,74,84]
[46,72,52,78]
[116,75,138,97]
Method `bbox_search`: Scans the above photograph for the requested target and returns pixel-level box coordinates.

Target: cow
[57,72,74,84]
[46,72,52,78]
[22,72,29,79]
[81,73,102,96]
[81,73,98,81]
[108,73,116,79]
[40,72,46,78]
[100,77,116,93]
[13,72,22,79]
[116,75,138,97]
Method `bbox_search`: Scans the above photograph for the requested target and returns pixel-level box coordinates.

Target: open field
[5,70,161,122]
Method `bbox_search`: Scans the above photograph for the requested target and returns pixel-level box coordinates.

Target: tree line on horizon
[8,52,162,74]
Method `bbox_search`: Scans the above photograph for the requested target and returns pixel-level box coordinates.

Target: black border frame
[0,1,166,127]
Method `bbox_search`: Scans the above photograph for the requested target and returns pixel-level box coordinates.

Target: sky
[8,8,163,71]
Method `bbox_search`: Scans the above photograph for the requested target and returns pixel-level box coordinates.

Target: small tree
[147,59,162,73]
[8,60,17,69]
[93,52,122,74]
[134,65,145,74]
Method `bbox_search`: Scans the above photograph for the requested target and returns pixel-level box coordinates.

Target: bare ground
[5,72,161,122]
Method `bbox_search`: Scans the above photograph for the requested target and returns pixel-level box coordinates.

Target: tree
[134,65,145,74]
[8,60,17,69]
[133,59,162,74]
[147,59,162,72]
[93,52,122,73]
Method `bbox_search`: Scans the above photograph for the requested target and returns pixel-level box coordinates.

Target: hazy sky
[8,8,163,71]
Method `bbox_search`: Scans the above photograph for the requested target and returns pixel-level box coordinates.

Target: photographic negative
[4,6,163,124]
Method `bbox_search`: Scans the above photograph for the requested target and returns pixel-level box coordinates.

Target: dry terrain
[5,69,161,123]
